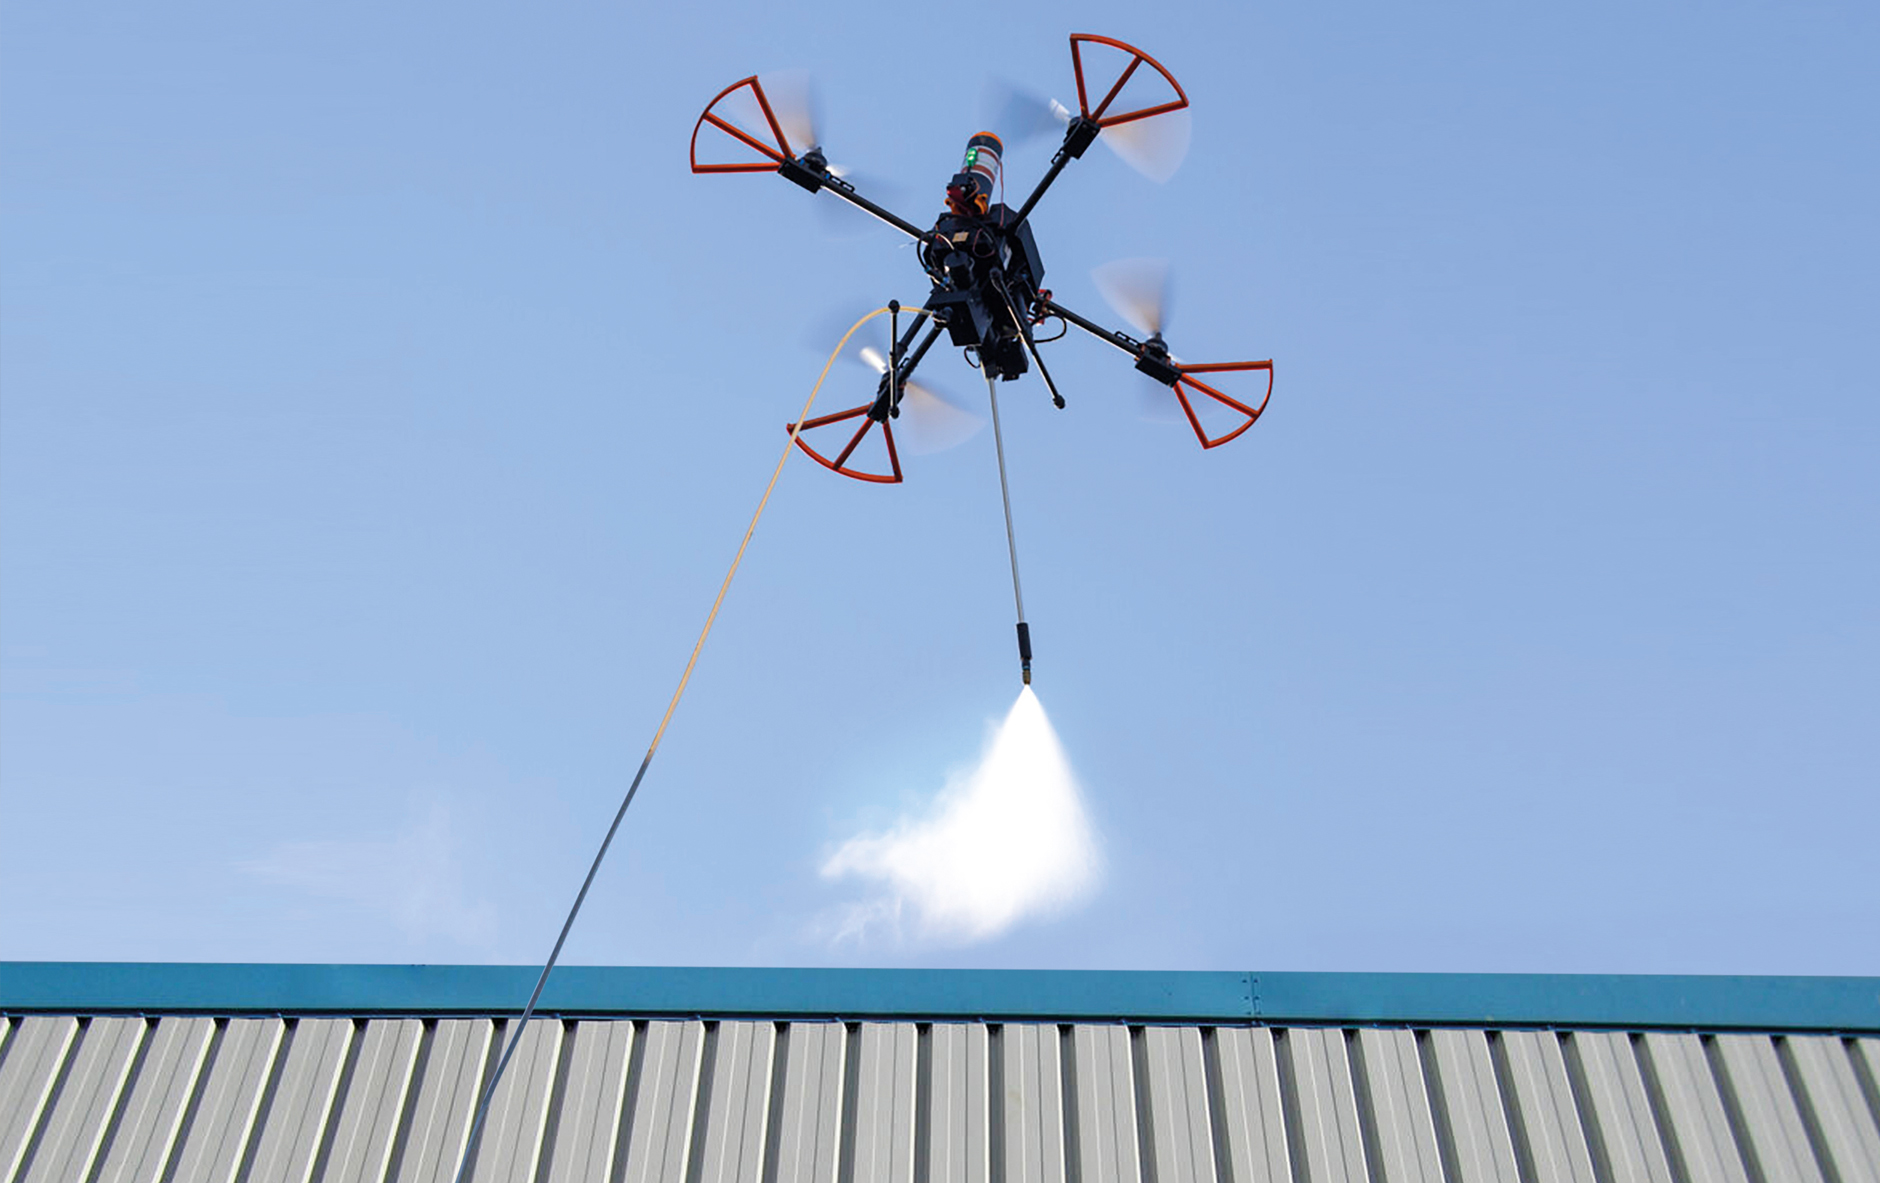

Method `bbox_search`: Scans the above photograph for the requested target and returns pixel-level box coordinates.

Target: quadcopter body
[691,34,1273,486]
[692,35,1278,683]
[921,194,1043,384]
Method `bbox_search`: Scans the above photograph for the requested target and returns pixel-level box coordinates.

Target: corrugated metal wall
[2,1014,1876,1183]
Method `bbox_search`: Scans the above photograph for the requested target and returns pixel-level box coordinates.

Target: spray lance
[983,354,1032,686]
[888,282,1032,686]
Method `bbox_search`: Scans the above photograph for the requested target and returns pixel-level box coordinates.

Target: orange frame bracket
[1068,34,1190,129]
[691,76,797,174]
[1173,361,1274,449]
[786,404,904,483]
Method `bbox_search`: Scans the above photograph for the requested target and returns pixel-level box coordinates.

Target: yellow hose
[646,303,911,755]
[455,303,922,1183]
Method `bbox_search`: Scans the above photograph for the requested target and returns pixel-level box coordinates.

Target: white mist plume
[821,687,1101,943]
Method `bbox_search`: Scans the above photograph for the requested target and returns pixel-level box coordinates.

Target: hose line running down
[983,368,1032,685]
[453,305,908,1183]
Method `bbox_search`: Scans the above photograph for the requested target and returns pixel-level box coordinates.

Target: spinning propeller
[854,336,985,455]
[1091,256,1173,339]
[1087,256,1273,447]
[757,71,821,163]
[1091,257,1191,424]
[784,322,987,483]
[762,73,910,229]
[988,79,1192,183]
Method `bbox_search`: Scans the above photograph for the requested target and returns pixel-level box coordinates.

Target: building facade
[2,965,1877,1182]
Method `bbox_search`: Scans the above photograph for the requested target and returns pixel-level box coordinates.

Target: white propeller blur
[1089,258,1240,428]
[857,343,985,455]
[1099,110,1191,184]
[985,78,1188,182]
[760,70,821,156]
[756,71,909,238]
[1091,257,1173,337]
[985,78,1072,145]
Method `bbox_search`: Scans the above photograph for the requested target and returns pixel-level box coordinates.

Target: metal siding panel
[466,1018,563,1183]
[771,1022,845,1183]
[1785,1037,1880,1183]
[1638,1032,1751,1183]
[1000,1022,1066,1183]
[389,1017,496,1183]
[1714,1035,1827,1183]
[1212,1026,1289,1183]
[242,1017,353,1183]
[165,1018,285,1183]
[926,1023,989,1183]
[693,1021,776,1183]
[1854,1040,1880,1106]
[544,1021,633,1183]
[851,1022,918,1183]
[1142,1026,1216,1183]
[1355,1028,1443,1183]
[322,1017,423,1183]
[1288,1027,1368,1183]
[5,1003,1873,1183]
[1564,1032,1676,1183]
[1499,1030,1598,1183]
[1072,1025,1141,1183]
[0,1015,80,1179]
[619,1019,705,1183]
[1426,1028,1520,1183]
[93,1014,216,1183]
[21,1014,146,1183]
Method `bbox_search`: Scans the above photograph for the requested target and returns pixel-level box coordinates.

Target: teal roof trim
[3,964,1876,1032]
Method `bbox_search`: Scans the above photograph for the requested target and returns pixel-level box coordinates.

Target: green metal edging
[1,964,1875,1032]
[0,965,1251,1024]
[1247,972,1880,1033]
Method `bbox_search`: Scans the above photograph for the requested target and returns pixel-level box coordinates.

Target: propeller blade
[983,78,1072,145]
[749,76,901,237]
[1091,257,1173,338]
[855,334,982,453]
[760,70,821,155]
[1136,370,1186,424]
[1100,109,1191,183]
[1135,359,1232,433]
[898,382,985,454]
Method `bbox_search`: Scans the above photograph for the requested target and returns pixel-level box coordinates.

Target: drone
[691,35,1273,682]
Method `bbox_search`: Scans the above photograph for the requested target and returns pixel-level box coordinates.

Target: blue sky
[3,0,1875,974]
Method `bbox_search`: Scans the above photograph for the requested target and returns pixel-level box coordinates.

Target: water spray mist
[823,685,1099,942]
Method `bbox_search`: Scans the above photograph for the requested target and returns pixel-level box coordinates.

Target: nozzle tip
[1022,664,1032,686]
